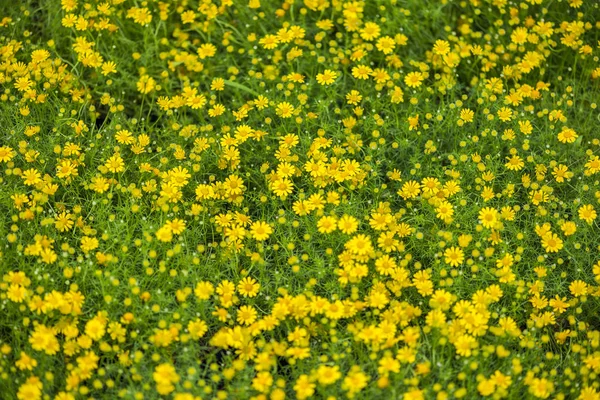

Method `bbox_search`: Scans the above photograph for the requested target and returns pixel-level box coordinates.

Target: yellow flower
[29,325,60,355]
[194,281,215,300]
[209,104,226,117]
[578,204,597,224]
[275,101,295,118]
[211,77,225,91]
[15,352,37,371]
[166,219,186,234]
[252,371,273,393]
[7,284,27,303]
[376,36,396,54]
[136,75,156,94]
[541,233,563,253]
[337,214,358,235]
[346,234,373,256]
[444,246,464,267]
[186,94,207,109]
[404,388,425,400]
[497,107,513,122]
[197,43,217,58]
[14,76,32,92]
[569,280,588,297]
[478,207,499,229]
[436,201,454,221]
[56,159,78,179]
[433,39,451,55]
[408,114,420,130]
[360,22,381,41]
[153,363,180,395]
[552,164,572,182]
[404,71,424,88]
[80,236,99,253]
[316,69,338,86]
[187,319,208,339]
[342,367,369,395]
[399,180,421,199]
[505,154,524,171]
[271,178,293,198]
[346,90,362,105]
[294,375,315,399]
[126,7,152,25]
[478,379,496,396]
[224,174,245,195]
[17,377,42,400]
[0,145,16,162]
[454,334,476,357]
[85,318,106,341]
[316,365,341,385]
[22,169,42,186]
[237,277,260,297]
[101,61,117,75]
[104,153,125,173]
[250,221,273,241]
[560,221,577,236]
[155,226,173,242]
[259,34,279,49]
[585,156,600,175]
[528,377,554,399]
[315,215,336,234]
[557,126,578,143]
[459,108,474,123]
[237,305,257,325]
[352,65,373,80]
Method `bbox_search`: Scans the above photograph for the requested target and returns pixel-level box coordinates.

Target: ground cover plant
[1,0,600,398]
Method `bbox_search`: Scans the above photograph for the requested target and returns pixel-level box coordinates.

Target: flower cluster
[1,0,600,399]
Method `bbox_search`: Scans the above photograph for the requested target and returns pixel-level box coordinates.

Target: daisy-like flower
[478,207,499,229]
[557,126,578,143]
[237,277,260,297]
[444,246,465,267]
[250,221,273,241]
[404,71,424,88]
[578,204,597,224]
[541,232,563,253]
[316,69,338,86]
